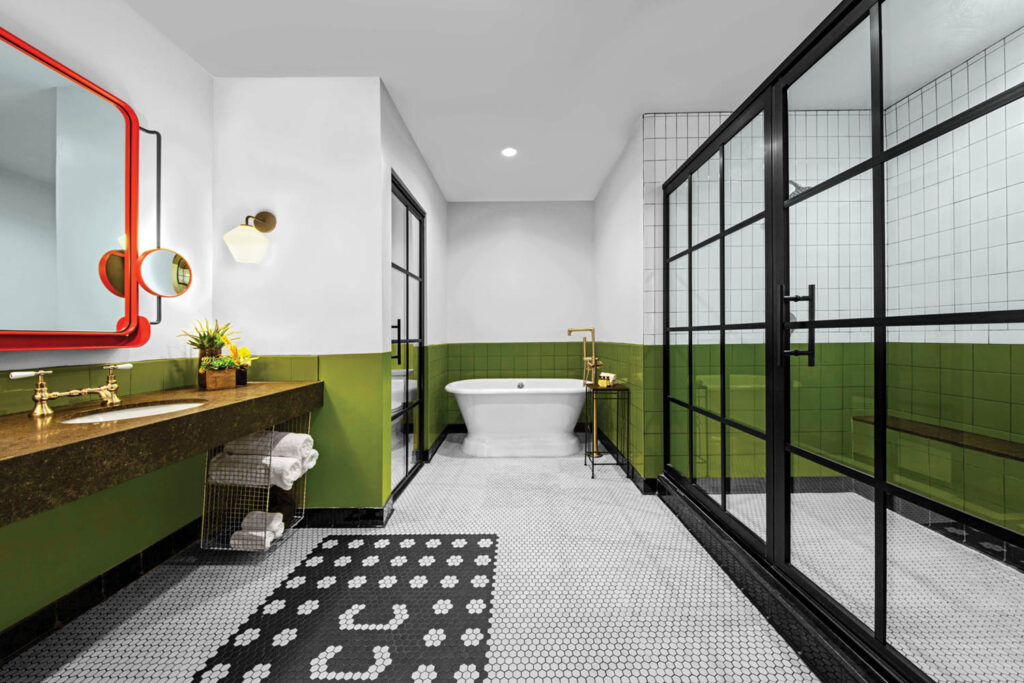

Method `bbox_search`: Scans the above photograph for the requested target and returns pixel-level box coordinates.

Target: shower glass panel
[668,181,688,254]
[691,244,719,327]
[694,413,722,505]
[692,330,720,415]
[724,114,765,225]
[787,18,871,194]
[390,411,409,493]
[692,154,720,244]
[668,258,688,328]
[789,327,874,474]
[667,331,688,405]
[408,213,421,275]
[788,172,874,322]
[725,329,765,433]
[668,402,691,478]
[887,493,1024,681]
[724,221,765,325]
[391,194,407,271]
[790,452,875,629]
[881,0,1024,149]
[727,427,766,540]
[885,102,1024,316]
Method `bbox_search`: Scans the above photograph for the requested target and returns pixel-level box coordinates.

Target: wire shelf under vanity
[199,412,311,551]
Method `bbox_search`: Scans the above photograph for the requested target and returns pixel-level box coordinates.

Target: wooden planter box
[202,369,237,391]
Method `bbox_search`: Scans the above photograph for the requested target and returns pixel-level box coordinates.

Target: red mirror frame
[0,25,149,351]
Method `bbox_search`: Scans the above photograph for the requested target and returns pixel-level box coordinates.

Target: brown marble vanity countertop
[0,381,323,527]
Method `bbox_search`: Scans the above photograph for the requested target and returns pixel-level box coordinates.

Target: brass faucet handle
[101,363,132,406]
[8,369,53,381]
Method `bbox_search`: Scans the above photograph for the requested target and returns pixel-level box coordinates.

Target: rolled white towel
[225,431,313,462]
[242,511,285,539]
[208,453,302,490]
[302,448,319,472]
[230,530,273,551]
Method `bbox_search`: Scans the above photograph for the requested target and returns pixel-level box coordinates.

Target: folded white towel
[242,511,285,539]
[225,431,314,462]
[208,453,302,490]
[230,529,274,551]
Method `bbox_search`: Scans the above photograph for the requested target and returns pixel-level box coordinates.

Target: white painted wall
[212,77,386,355]
[380,82,447,346]
[594,124,643,344]
[446,201,594,343]
[0,0,214,371]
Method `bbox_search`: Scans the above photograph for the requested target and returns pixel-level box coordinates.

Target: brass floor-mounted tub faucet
[568,327,602,458]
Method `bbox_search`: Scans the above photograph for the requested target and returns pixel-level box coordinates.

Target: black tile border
[0,517,201,667]
[657,474,895,683]
[596,428,658,494]
[303,500,395,529]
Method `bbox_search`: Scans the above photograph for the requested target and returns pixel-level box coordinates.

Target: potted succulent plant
[179,320,238,388]
[199,355,240,391]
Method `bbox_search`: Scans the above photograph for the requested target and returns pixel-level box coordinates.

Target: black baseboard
[657,475,897,683]
[595,429,658,494]
[304,500,395,529]
[0,518,201,666]
[426,424,464,462]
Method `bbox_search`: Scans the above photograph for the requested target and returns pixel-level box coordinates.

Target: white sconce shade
[223,224,270,263]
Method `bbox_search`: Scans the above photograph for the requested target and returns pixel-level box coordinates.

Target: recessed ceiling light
[501,147,518,158]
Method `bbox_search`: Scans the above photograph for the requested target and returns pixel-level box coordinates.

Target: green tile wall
[0,356,203,632]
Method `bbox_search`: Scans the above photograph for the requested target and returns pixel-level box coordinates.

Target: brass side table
[583,382,630,479]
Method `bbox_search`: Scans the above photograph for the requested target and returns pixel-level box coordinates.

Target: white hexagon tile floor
[0,435,817,682]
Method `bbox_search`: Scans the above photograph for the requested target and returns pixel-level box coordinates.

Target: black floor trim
[595,429,658,494]
[304,500,395,529]
[0,518,201,666]
[657,475,899,683]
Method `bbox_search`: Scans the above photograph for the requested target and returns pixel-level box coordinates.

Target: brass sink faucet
[8,364,133,418]
[568,327,602,457]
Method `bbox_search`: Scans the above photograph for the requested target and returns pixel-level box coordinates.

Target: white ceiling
[126,0,838,201]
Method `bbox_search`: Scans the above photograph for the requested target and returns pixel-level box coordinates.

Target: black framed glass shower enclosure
[390,174,425,495]
[663,1,1024,681]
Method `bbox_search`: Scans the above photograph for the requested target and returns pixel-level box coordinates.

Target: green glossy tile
[940,343,973,370]
[973,398,1011,433]
[974,371,1011,403]
[292,356,319,381]
[974,344,1010,373]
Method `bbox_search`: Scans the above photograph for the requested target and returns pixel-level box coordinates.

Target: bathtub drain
[517,382,524,389]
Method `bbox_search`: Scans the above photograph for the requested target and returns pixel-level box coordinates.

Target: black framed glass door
[664,1,1024,680]
[390,174,425,496]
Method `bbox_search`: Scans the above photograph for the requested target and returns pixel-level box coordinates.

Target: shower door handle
[781,284,815,367]
[391,319,402,365]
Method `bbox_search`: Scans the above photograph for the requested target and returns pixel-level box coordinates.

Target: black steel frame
[661,1,1024,680]
[390,172,426,496]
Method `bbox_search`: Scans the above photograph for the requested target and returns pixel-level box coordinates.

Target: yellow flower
[228,342,239,361]
[239,346,251,358]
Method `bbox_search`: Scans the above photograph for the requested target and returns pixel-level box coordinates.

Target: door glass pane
[724,113,765,226]
[726,329,766,432]
[391,195,407,270]
[668,257,688,328]
[668,180,689,255]
[789,171,874,321]
[390,267,407,342]
[883,0,1024,148]
[790,452,874,629]
[408,212,421,276]
[727,428,766,540]
[790,327,874,474]
[668,331,688,401]
[692,243,719,327]
[390,412,408,492]
[725,220,765,325]
[695,414,722,505]
[887,494,1024,682]
[693,330,720,415]
[885,101,1024,316]
[692,154,720,244]
[668,402,691,478]
[409,276,421,342]
[787,18,871,193]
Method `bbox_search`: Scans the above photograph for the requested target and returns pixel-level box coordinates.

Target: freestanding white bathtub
[445,378,586,457]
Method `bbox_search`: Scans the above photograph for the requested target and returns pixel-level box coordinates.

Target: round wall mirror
[99,250,126,297]
[138,248,193,298]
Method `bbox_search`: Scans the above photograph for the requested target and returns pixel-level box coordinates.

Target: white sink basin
[62,402,205,424]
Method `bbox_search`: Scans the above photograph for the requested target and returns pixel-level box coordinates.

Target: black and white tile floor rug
[192,534,497,682]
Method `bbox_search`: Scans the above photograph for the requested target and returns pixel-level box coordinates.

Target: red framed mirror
[0,25,149,351]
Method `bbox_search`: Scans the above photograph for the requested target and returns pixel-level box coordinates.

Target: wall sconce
[223,211,277,264]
